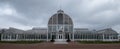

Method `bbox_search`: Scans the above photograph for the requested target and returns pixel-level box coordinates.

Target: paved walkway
[0,42,120,49]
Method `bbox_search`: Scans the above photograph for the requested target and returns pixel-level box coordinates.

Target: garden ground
[0,42,120,49]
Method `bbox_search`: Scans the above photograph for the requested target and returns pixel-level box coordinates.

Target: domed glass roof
[57,9,64,13]
[48,10,73,25]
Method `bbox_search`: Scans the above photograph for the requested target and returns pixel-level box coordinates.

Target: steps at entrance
[54,39,68,44]
[55,39,66,42]
[54,42,68,44]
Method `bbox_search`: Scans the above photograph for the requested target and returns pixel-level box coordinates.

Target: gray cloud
[0,0,120,33]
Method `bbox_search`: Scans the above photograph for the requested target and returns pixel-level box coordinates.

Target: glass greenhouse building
[0,10,119,42]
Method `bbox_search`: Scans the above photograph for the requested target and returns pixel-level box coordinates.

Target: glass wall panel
[58,13,63,24]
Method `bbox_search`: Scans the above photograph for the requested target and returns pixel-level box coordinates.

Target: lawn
[77,41,120,44]
[0,41,44,44]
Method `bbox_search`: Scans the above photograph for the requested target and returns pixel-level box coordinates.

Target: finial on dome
[57,9,64,13]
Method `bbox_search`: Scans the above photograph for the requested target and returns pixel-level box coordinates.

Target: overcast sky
[0,0,120,33]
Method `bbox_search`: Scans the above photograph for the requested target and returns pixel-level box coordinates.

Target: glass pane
[58,13,63,24]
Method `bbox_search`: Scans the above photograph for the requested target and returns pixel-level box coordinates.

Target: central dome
[57,9,64,13]
[48,10,73,25]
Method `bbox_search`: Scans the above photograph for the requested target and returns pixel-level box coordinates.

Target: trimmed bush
[50,39,55,42]
[66,39,71,42]
[50,35,55,42]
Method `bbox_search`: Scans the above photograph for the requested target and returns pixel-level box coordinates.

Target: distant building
[0,10,119,41]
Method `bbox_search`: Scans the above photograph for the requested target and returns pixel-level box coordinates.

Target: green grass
[77,41,120,44]
[0,41,44,44]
